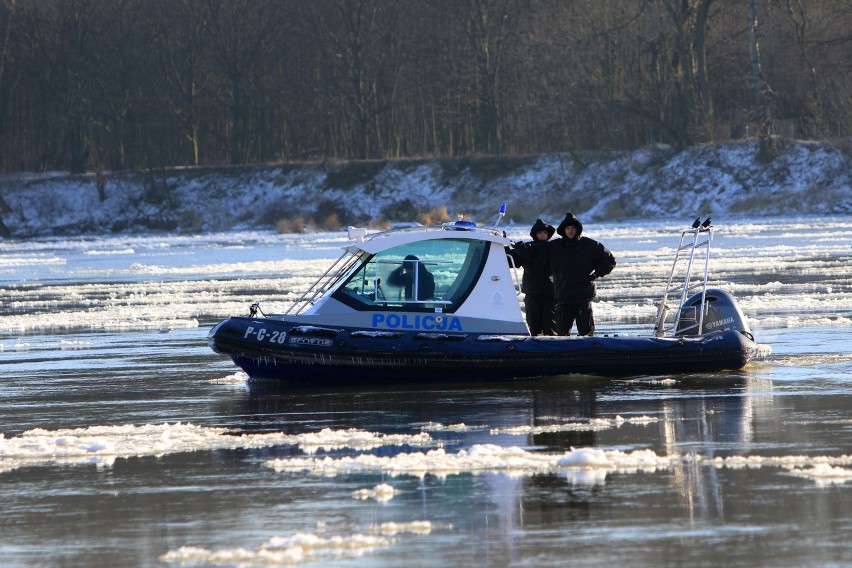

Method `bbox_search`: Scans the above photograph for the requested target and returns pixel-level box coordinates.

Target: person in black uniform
[387,254,435,301]
[548,212,616,336]
[508,219,556,336]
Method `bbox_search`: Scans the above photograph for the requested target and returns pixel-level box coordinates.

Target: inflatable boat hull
[209,316,759,384]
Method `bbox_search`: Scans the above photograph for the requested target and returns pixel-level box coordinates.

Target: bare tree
[747,0,779,161]
[303,0,393,159]
[2,0,852,173]
[458,0,519,154]
[0,0,17,168]
[644,0,716,148]
[202,0,285,164]
[148,0,212,166]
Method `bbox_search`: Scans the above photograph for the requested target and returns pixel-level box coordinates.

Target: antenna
[493,203,507,229]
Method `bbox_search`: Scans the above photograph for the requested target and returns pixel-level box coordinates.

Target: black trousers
[555,301,594,336]
[524,293,555,336]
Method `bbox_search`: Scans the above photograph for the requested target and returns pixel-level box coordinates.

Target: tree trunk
[748,0,779,162]
[693,0,714,142]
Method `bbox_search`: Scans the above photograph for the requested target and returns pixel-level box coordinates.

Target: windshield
[331,238,489,312]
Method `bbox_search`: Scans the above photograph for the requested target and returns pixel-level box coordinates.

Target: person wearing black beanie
[508,219,556,335]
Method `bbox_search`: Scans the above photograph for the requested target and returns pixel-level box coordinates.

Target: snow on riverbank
[1,139,850,239]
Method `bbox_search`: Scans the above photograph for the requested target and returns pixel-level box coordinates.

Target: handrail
[283,250,363,315]
[357,222,506,243]
[654,221,713,337]
[506,252,522,297]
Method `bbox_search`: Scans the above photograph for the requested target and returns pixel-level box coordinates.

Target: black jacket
[388,256,436,300]
[548,212,616,303]
[508,218,555,297]
[509,239,554,297]
[548,236,616,303]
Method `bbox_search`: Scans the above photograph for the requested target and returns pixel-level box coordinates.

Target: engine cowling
[675,288,752,337]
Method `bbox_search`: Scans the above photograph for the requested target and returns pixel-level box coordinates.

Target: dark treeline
[0,0,850,174]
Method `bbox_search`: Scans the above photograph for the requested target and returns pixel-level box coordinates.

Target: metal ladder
[654,219,713,337]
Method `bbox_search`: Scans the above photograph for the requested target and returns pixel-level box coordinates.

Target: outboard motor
[675,288,752,337]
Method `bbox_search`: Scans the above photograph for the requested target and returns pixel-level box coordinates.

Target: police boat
[208,208,767,383]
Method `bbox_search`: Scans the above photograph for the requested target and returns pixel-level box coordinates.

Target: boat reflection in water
[226,372,775,535]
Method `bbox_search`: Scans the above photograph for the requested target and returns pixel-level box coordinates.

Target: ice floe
[262,435,852,488]
[208,371,250,385]
[786,464,852,487]
[295,428,436,453]
[265,444,677,480]
[490,415,658,435]
[419,422,483,432]
[161,521,432,566]
[352,483,397,503]
[2,423,850,489]
[0,424,437,473]
[709,454,852,470]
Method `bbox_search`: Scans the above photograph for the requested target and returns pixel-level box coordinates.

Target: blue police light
[447,220,477,230]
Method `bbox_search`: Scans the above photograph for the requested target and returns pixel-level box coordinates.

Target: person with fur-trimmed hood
[549,212,616,336]
[508,219,556,335]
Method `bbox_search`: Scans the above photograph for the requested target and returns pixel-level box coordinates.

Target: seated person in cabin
[387,254,435,301]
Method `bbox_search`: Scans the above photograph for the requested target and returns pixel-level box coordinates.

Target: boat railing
[353,221,506,243]
[506,252,522,298]
[283,249,363,315]
[654,220,713,337]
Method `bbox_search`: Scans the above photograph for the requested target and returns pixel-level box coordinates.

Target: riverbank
[1,138,850,238]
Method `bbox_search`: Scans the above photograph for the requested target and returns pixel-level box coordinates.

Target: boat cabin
[283,222,529,335]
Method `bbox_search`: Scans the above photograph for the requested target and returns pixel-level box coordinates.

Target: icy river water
[1,216,851,568]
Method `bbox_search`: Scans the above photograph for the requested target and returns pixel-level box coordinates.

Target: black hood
[556,212,583,238]
[529,219,556,240]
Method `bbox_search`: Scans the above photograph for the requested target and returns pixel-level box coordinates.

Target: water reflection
[2,217,851,567]
[223,375,783,532]
[228,381,603,444]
